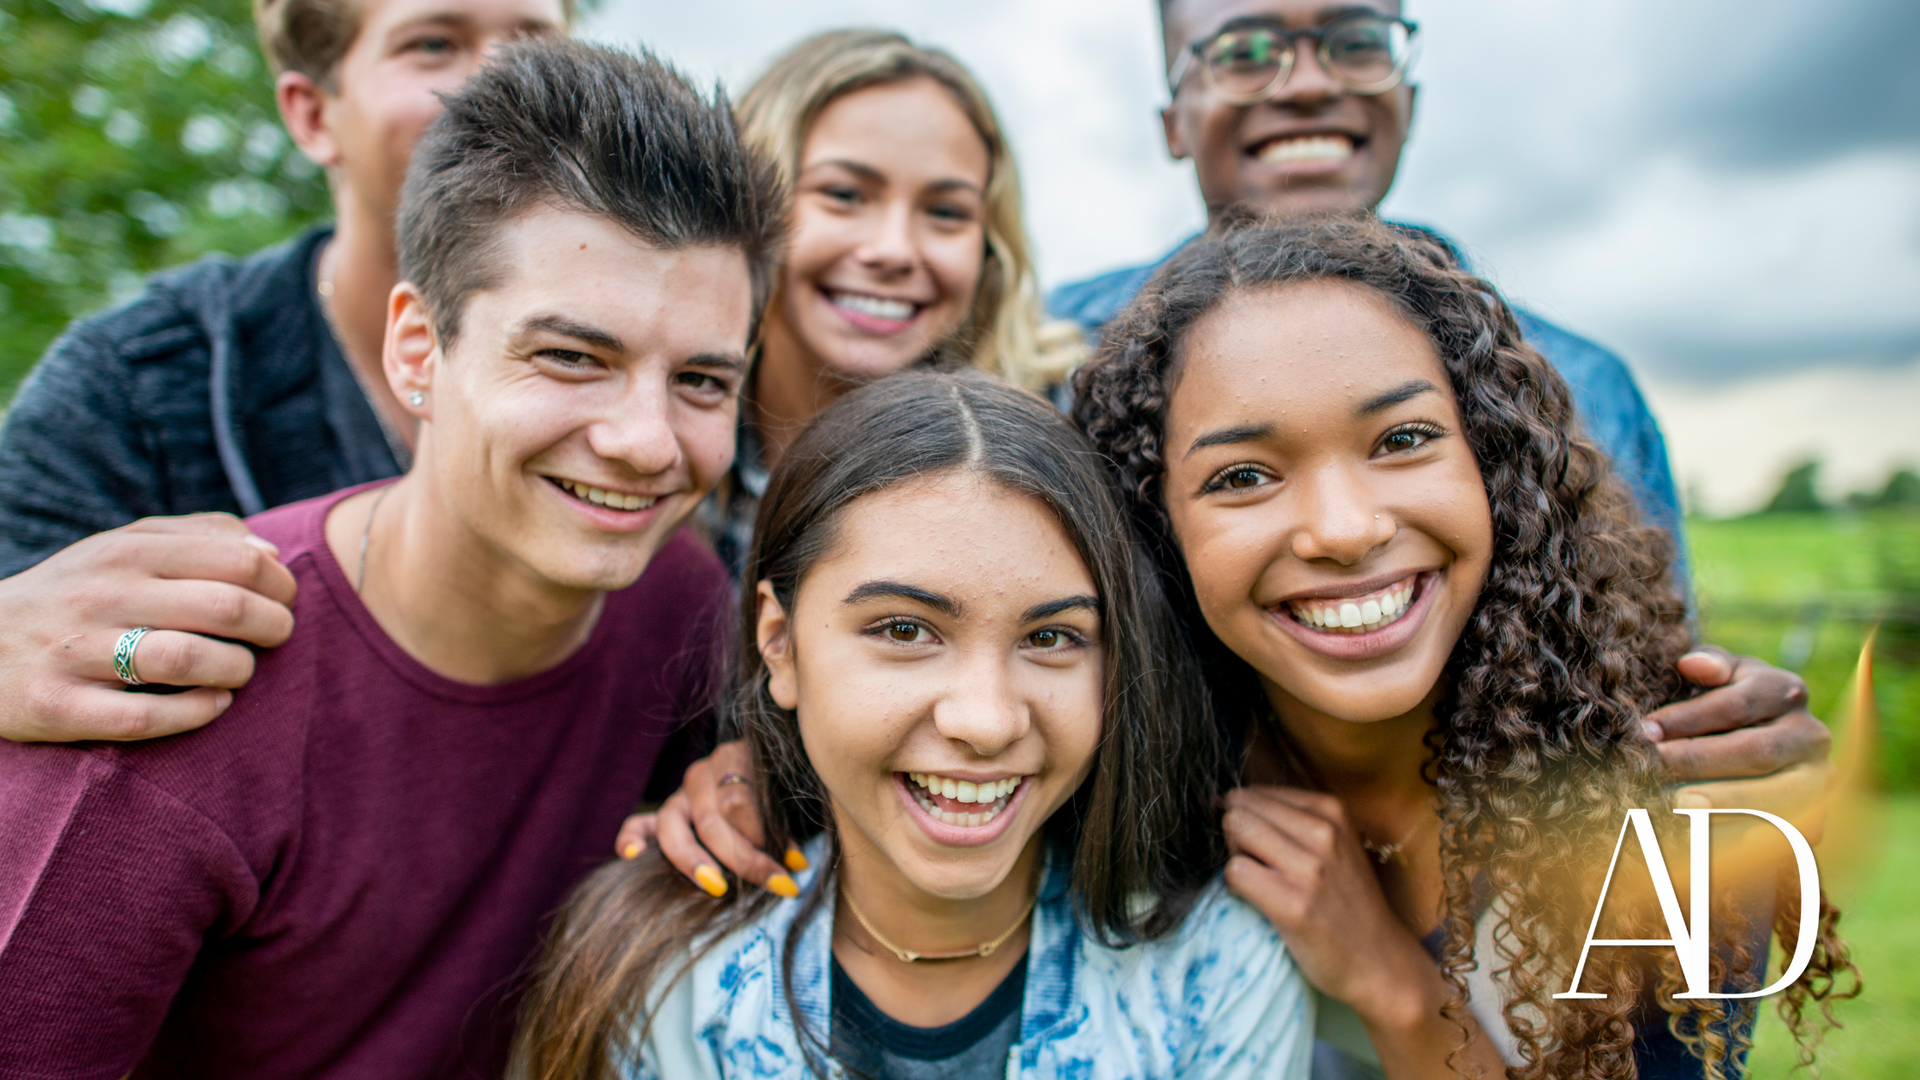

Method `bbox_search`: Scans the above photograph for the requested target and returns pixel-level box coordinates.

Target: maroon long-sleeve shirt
[0,485,727,1078]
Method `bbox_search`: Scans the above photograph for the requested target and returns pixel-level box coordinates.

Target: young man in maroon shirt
[0,38,784,1079]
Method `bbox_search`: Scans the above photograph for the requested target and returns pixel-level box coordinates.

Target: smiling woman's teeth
[555,478,655,512]
[831,292,915,321]
[907,772,1020,827]
[1287,577,1417,634]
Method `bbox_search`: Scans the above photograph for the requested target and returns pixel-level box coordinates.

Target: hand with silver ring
[114,627,155,687]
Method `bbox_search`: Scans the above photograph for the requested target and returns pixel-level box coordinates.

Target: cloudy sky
[585,0,1920,513]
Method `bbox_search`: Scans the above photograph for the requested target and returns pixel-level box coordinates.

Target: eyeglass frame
[1166,13,1421,104]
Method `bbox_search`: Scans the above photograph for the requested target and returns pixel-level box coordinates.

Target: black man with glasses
[1048,1,1829,1077]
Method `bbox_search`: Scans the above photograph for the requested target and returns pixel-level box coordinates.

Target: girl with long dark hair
[1071,213,1853,1079]
[514,372,1312,1079]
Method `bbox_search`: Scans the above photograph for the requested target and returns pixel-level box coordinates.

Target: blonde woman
[705,29,1081,576]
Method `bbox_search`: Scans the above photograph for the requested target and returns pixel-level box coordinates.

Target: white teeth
[907,772,1022,826]
[831,291,916,321]
[556,479,656,512]
[1256,134,1354,165]
[1286,577,1420,635]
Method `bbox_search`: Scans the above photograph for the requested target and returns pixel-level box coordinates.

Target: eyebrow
[684,352,748,374]
[1184,422,1275,459]
[1354,379,1438,417]
[518,314,624,354]
[1023,595,1102,622]
[1206,4,1389,38]
[843,580,960,617]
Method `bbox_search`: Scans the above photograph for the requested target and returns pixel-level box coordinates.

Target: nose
[930,649,1032,758]
[1269,39,1343,108]
[587,375,684,479]
[1287,460,1395,565]
[854,199,918,278]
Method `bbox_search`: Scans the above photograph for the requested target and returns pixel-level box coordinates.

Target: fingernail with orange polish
[784,847,809,872]
[620,842,642,860]
[694,865,729,897]
[766,874,799,899]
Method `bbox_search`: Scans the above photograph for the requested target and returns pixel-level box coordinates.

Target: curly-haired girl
[1071,213,1852,1080]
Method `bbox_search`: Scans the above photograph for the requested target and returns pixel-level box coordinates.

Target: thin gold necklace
[1360,809,1435,866]
[841,886,1037,964]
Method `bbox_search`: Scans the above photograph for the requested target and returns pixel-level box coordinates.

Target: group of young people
[0,0,1852,1078]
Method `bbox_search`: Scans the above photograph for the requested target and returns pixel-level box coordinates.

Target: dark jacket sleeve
[0,304,188,577]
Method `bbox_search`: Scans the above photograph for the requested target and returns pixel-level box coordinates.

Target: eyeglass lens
[1202,15,1413,97]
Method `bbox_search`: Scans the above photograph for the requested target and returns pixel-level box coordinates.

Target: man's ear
[757,580,799,711]
[1161,103,1191,161]
[385,283,438,420]
[277,70,343,171]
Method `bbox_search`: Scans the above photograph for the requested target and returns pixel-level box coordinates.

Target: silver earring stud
[408,391,425,407]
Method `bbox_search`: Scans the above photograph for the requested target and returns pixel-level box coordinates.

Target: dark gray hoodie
[0,227,402,577]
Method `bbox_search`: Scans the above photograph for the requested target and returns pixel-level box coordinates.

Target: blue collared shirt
[628,840,1314,1080]
[1046,232,1688,579]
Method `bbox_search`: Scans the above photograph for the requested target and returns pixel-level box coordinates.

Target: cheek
[682,406,739,485]
[784,209,857,285]
[925,231,985,310]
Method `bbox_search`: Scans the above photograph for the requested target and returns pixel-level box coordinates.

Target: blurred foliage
[0,0,329,402]
[1762,458,1825,513]
[1692,509,1920,788]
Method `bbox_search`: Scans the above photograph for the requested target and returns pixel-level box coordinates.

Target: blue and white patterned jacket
[627,839,1314,1079]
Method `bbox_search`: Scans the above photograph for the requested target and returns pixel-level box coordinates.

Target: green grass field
[1688,511,1920,1075]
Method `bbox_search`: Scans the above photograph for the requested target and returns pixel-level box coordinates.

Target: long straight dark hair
[513,371,1227,1080]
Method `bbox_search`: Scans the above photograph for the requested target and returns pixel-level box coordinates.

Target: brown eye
[887,622,921,642]
[1227,468,1263,488]
[1381,430,1427,453]
[1032,629,1060,648]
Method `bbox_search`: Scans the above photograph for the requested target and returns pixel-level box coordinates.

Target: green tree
[1762,458,1825,514]
[0,0,328,402]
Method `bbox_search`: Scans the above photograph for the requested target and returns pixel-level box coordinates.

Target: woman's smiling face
[757,471,1104,900]
[770,77,991,382]
[1162,279,1493,724]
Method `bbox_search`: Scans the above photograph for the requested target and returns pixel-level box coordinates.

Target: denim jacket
[628,839,1314,1079]
[1046,230,1688,580]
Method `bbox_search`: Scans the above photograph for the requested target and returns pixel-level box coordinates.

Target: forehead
[464,206,753,350]
[802,78,990,181]
[1164,0,1400,45]
[1171,279,1448,422]
[808,474,1095,605]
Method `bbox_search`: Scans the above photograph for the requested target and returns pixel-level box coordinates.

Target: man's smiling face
[1160,0,1415,219]
[397,205,750,592]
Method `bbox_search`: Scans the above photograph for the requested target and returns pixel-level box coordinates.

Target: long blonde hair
[737,29,1083,391]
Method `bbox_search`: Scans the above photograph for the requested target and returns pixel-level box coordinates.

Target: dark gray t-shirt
[829,955,1025,1080]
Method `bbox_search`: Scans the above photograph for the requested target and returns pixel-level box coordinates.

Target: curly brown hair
[1071,213,1854,1078]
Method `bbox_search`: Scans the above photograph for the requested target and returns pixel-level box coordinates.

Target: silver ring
[114,627,154,687]
[717,771,750,788]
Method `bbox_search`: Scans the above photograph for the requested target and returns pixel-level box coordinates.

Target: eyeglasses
[1167,13,1420,103]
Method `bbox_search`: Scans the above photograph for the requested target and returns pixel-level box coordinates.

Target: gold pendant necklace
[1360,809,1435,866]
[841,887,1037,963]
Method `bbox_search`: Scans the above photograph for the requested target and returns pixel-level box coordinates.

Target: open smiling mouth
[1250,132,1359,166]
[828,290,921,324]
[905,772,1023,828]
[547,477,658,512]
[1285,573,1424,634]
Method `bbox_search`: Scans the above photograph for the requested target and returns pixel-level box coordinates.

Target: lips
[897,771,1031,847]
[1268,570,1442,661]
[1248,132,1358,166]
[825,289,923,334]
[549,477,658,512]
